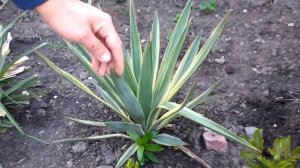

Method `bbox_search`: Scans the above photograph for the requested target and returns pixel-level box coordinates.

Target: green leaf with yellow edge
[53,134,130,143]
[110,71,145,126]
[161,102,259,152]
[153,21,191,107]
[129,0,142,81]
[166,11,231,101]
[152,133,187,146]
[105,121,145,136]
[116,143,138,168]
[150,83,196,131]
[150,12,160,92]
[123,50,138,93]
[153,0,193,107]
[35,51,130,122]
[66,117,106,127]
[138,42,153,119]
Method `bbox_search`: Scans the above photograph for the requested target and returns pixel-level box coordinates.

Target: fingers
[93,13,124,76]
[82,33,110,76]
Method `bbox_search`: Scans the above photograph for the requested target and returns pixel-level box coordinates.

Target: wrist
[35,0,77,16]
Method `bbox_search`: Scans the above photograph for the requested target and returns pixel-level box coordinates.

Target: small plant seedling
[240,129,300,168]
[174,13,181,22]
[199,0,217,12]
[125,158,140,168]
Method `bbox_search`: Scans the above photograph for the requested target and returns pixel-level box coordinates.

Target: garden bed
[0,0,299,167]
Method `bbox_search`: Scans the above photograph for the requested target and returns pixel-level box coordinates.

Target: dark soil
[1,0,300,168]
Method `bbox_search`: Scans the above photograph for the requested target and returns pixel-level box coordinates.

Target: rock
[288,23,295,27]
[37,109,46,116]
[254,37,265,43]
[79,71,89,80]
[203,132,228,152]
[96,166,113,168]
[72,142,87,153]
[104,152,116,165]
[100,144,116,165]
[245,126,258,138]
[66,160,74,168]
[215,56,225,64]
[250,0,267,6]
[38,130,46,135]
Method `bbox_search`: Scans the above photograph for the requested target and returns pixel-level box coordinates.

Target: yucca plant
[35,0,259,167]
[0,12,47,142]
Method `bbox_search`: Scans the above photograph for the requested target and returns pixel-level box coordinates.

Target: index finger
[93,16,124,76]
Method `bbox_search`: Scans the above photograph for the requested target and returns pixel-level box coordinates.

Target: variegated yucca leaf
[0,12,47,142]
[37,0,258,167]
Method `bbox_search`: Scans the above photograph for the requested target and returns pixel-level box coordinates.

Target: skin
[35,0,124,76]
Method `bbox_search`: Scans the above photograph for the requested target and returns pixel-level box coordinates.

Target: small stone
[215,56,225,64]
[251,0,267,6]
[263,90,269,96]
[38,130,45,135]
[66,160,73,168]
[53,95,58,99]
[225,65,235,74]
[104,153,116,165]
[96,166,113,168]
[288,23,295,27]
[79,71,89,80]
[21,91,30,96]
[72,142,87,153]
[37,109,46,116]
[203,132,228,152]
[245,126,258,138]
[95,156,101,162]
[254,37,265,43]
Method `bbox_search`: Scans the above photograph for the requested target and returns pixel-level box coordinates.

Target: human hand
[35,0,124,76]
